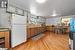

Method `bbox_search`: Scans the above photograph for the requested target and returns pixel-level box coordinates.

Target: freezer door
[11,14,27,25]
[11,25,27,48]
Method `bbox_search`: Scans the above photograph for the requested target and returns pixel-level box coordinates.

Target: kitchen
[0,0,75,50]
[0,8,70,50]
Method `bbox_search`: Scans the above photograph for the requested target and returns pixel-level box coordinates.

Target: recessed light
[51,13,57,16]
[30,7,36,15]
[51,9,57,16]
[36,0,46,3]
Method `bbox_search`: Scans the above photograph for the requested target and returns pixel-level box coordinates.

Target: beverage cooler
[69,17,75,50]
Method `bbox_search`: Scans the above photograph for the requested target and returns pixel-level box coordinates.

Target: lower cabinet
[30,28,35,37]
[0,32,5,48]
[27,28,31,38]
[5,31,10,48]
[27,27,46,38]
[0,32,4,38]
[0,31,10,48]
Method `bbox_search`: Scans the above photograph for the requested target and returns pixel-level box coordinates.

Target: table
[54,26,67,34]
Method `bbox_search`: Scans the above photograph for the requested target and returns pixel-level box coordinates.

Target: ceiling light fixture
[30,7,36,15]
[36,0,46,3]
[51,10,57,16]
[51,13,57,16]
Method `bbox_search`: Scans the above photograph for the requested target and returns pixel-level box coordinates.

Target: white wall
[0,9,11,28]
[46,17,61,26]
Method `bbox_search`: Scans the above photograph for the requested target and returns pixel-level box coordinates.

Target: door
[11,25,27,48]
[11,14,26,25]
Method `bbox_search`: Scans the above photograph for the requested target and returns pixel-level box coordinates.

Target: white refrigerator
[11,14,27,48]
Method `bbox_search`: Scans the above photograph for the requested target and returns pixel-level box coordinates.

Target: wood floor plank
[11,31,70,50]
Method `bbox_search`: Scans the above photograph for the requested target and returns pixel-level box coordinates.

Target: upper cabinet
[16,8,24,15]
[7,5,24,16]
[7,6,16,13]
[27,13,46,26]
[6,5,46,27]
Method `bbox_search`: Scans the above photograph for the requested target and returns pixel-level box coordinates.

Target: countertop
[0,28,10,38]
[0,28,10,32]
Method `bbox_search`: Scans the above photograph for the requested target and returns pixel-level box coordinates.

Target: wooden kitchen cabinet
[0,32,5,38]
[0,31,10,48]
[5,31,10,48]
[33,28,36,36]
[36,27,39,34]
[34,28,37,35]
[46,26,52,31]
[0,32,5,47]
[27,26,46,38]
[30,28,35,37]
[39,27,41,33]
[27,28,31,38]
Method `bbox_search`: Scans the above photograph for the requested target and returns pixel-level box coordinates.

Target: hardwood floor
[10,31,70,50]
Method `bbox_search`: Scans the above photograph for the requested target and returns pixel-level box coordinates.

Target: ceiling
[9,0,75,18]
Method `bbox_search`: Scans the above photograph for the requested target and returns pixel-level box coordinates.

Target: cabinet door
[30,28,35,37]
[40,27,42,33]
[38,27,40,33]
[0,32,4,38]
[12,14,26,24]
[11,25,27,48]
[34,28,37,35]
[5,31,10,48]
[27,28,31,38]
[37,27,39,34]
